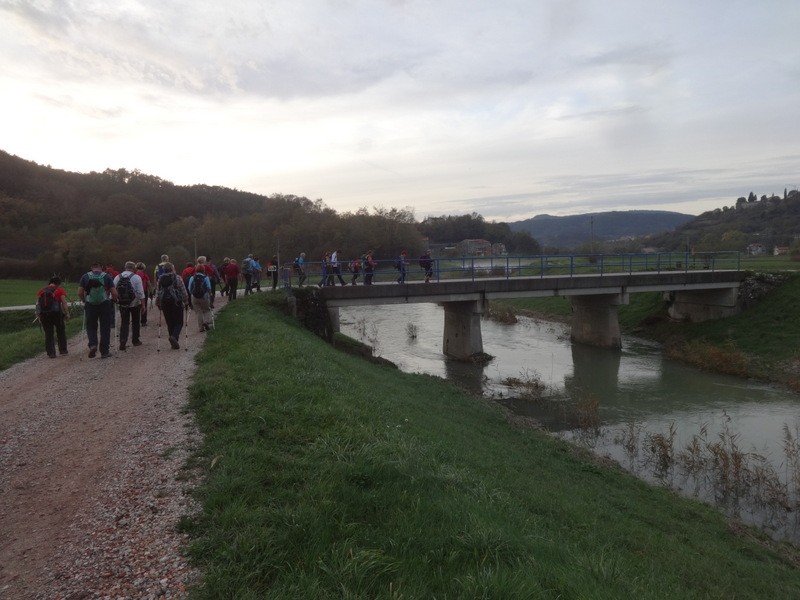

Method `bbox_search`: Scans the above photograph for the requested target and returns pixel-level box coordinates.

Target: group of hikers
[292,249,435,287]
[34,248,437,360]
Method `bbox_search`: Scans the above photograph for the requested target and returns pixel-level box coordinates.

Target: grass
[0,309,84,370]
[0,278,82,307]
[184,294,800,599]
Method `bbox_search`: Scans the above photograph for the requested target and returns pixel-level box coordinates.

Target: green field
[0,278,82,307]
[183,294,800,599]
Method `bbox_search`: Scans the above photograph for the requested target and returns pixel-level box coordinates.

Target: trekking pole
[156,307,163,353]
[183,305,190,351]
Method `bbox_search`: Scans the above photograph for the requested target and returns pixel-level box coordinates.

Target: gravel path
[0,309,207,599]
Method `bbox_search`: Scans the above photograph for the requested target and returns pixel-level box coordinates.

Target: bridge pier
[570,294,625,349]
[667,288,740,322]
[442,300,485,359]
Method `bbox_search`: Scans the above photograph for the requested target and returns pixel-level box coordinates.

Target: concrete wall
[667,288,740,322]
[570,294,623,349]
[442,300,485,359]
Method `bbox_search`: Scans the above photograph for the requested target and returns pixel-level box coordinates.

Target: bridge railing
[282,251,741,286]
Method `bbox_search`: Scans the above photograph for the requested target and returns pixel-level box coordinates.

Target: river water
[340,303,800,544]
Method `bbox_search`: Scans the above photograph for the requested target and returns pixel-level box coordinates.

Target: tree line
[0,151,539,279]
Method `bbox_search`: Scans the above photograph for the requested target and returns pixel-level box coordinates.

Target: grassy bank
[185,294,800,599]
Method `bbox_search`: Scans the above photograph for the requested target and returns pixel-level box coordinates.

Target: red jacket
[224,263,240,281]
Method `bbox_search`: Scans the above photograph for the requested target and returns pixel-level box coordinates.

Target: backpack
[293,258,302,274]
[242,259,253,275]
[190,274,208,299]
[116,274,136,307]
[36,287,60,315]
[350,259,361,272]
[158,274,182,307]
[394,260,402,270]
[85,272,108,305]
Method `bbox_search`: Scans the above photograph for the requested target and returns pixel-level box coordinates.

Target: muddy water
[340,303,800,543]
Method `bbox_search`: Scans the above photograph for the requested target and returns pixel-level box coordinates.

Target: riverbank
[494,271,800,390]
[184,293,800,598]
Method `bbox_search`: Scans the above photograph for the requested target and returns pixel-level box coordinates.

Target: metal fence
[281,251,741,287]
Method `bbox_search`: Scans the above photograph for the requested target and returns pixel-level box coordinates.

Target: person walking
[295,252,307,287]
[204,256,220,306]
[268,255,279,290]
[396,250,409,284]
[135,262,151,325]
[188,265,213,332]
[419,249,434,283]
[36,276,70,358]
[224,258,240,300]
[242,254,255,295]
[349,256,361,285]
[363,251,376,285]
[251,256,263,292]
[114,261,146,351]
[320,252,330,287]
[331,249,347,286]
[155,262,188,349]
[219,257,231,297]
[78,261,118,358]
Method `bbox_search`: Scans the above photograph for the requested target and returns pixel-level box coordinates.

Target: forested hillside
[509,210,694,249]
[0,151,536,278]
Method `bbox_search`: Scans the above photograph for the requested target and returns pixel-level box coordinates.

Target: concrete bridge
[319,269,746,359]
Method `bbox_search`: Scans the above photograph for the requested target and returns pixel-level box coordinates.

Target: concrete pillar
[327,306,340,333]
[667,288,739,322]
[442,300,484,359]
[570,294,622,349]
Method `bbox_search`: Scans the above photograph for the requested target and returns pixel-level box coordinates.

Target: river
[340,303,800,544]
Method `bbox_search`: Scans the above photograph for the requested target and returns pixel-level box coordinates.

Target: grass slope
[185,295,800,599]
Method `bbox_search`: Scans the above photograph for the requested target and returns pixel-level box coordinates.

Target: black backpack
[36,287,60,315]
[158,274,182,307]
[191,274,208,299]
[116,274,136,307]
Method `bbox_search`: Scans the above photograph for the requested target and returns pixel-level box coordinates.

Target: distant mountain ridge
[509,210,695,249]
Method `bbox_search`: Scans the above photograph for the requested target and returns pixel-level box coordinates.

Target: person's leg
[99,301,113,356]
[55,314,68,354]
[119,307,131,348]
[85,303,99,354]
[42,314,56,357]
[131,305,141,344]
[230,280,238,300]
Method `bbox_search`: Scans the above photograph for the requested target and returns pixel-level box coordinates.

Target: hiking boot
[132,340,142,346]
[101,352,111,359]
[169,336,180,350]
[59,350,68,355]
[48,353,57,359]
[88,346,97,358]
[119,343,127,351]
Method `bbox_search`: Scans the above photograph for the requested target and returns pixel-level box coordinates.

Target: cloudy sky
[2,0,799,222]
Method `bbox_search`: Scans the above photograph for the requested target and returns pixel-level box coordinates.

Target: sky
[2,0,799,222]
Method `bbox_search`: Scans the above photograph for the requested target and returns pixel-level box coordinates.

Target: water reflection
[339,303,800,543]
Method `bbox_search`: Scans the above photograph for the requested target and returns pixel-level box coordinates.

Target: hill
[509,210,694,249]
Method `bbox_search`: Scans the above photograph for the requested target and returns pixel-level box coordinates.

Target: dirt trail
[0,309,207,599]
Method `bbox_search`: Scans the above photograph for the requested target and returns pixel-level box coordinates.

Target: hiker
[78,261,118,358]
[396,250,408,284]
[331,249,347,286]
[204,256,220,306]
[294,252,307,287]
[223,258,240,300]
[188,265,213,332]
[363,251,376,285]
[219,257,231,297]
[319,252,330,287]
[268,255,279,290]
[155,262,188,349]
[251,256,262,292]
[419,249,434,283]
[153,254,169,285]
[36,276,70,358]
[135,262,151,325]
[104,263,119,279]
[181,262,195,288]
[242,254,255,295]
[349,256,361,285]
[113,261,146,351]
